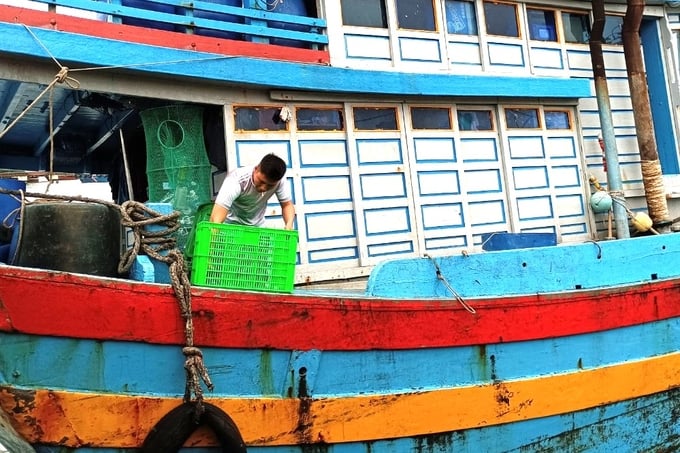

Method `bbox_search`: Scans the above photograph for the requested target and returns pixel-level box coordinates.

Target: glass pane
[603,15,623,45]
[411,108,451,129]
[562,11,590,44]
[341,0,387,28]
[297,108,345,131]
[353,107,398,130]
[527,8,557,41]
[505,108,540,129]
[545,110,571,129]
[396,0,435,31]
[457,110,493,131]
[234,107,287,131]
[445,0,477,35]
[483,2,518,37]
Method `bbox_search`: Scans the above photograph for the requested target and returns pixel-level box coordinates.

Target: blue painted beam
[2,317,678,396]
[640,18,679,175]
[0,22,592,99]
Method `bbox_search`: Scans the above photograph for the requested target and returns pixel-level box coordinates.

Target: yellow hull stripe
[2,351,680,447]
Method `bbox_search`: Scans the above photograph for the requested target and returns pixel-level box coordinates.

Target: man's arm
[210,204,229,224]
[280,200,296,230]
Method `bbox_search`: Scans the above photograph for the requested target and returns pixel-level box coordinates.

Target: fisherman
[210,153,296,229]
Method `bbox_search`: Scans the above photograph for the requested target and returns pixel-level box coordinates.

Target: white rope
[424,254,476,314]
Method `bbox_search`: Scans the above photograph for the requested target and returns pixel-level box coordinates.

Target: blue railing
[40,0,328,48]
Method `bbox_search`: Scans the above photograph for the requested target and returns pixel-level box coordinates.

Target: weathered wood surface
[0,407,35,453]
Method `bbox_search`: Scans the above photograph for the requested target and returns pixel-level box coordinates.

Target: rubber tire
[140,401,247,452]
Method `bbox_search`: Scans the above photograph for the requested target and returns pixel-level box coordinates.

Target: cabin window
[341,0,387,28]
[505,108,540,129]
[457,109,494,131]
[545,110,572,130]
[411,107,452,129]
[445,0,477,35]
[527,8,557,42]
[353,107,399,130]
[297,108,345,131]
[234,107,288,131]
[396,0,436,31]
[483,1,519,37]
[603,15,623,45]
[562,11,590,44]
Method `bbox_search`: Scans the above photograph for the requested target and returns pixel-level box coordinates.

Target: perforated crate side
[190,222,297,293]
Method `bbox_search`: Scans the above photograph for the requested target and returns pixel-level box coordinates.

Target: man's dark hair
[258,153,287,181]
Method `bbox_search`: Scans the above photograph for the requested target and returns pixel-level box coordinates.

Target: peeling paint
[414,432,454,452]
[294,397,314,444]
[493,381,513,416]
[477,344,489,380]
[192,309,215,321]
[258,350,276,396]
[300,443,330,453]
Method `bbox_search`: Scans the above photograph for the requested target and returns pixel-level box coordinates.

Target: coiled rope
[0,189,214,414]
[0,23,229,418]
[117,200,214,413]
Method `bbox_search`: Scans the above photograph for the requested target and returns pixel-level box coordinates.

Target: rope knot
[182,346,203,359]
[183,346,215,406]
[53,66,80,89]
[54,66,69,83]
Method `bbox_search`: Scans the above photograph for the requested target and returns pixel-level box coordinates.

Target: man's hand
[281,200,296,230]
[209,204,228,224]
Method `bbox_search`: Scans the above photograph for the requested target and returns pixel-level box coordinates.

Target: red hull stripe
[0,6,330,65]
[0,267,678,350]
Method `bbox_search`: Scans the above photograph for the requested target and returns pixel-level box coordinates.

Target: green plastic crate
[190,221,298,293]
[184,202,215,269]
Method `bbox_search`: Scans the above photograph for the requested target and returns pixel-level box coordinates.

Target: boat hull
[1,234,680,451]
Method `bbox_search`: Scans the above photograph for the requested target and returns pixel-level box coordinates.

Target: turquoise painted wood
[1,319,678,396]
[641,17,679,174]
[2,315,680,452]
[0,23,591,99]
[367,234,679,298]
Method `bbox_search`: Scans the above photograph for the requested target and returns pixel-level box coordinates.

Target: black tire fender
[140,401,247,452]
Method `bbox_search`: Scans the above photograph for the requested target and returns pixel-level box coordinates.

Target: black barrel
[11,202,122,277]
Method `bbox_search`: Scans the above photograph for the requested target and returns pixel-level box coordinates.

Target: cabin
[0,0,679,284]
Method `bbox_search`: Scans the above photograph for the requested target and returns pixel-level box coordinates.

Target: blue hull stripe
[2,317,678,398]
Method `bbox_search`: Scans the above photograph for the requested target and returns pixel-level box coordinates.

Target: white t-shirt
[214,165,292,226]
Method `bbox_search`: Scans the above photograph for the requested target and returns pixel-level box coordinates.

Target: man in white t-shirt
[210,153,295,229]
